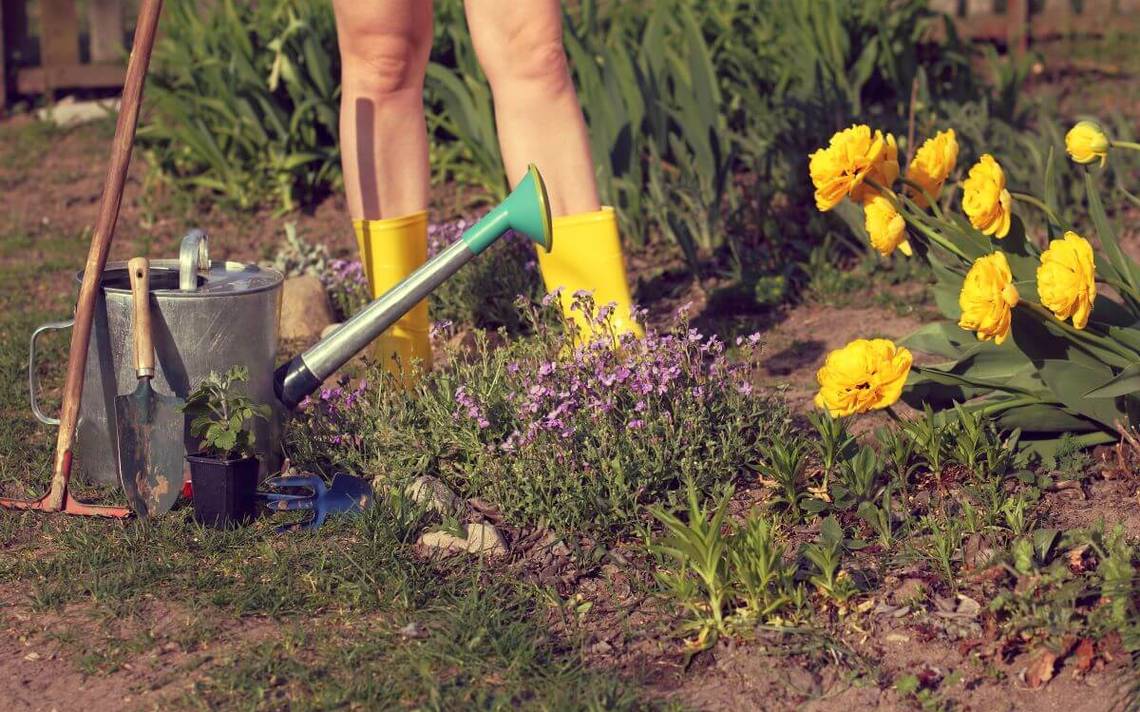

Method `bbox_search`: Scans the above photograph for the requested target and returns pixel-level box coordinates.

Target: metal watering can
[29,166,552,486]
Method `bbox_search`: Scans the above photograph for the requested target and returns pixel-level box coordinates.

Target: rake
[0,0,163,518]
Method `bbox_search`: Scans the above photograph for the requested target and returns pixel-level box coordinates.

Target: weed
[650,482,734,646]
[803,516,857,605]
[923,514,962,589]
[759,438,813,520]
[905,404,949,483]
[808,410,856,492]
[831,445,882,510]
[729,515,800,622]
[857,489,898,551]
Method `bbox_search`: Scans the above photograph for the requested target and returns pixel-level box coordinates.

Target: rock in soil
[280,275,334,341]
[892,578,929,605]
[406,475,464,517]
[419,522,507,557]
[320,322,342,340]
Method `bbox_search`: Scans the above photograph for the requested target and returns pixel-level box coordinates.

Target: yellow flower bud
[1037,231,1097,329]
[814,339,913,417]
[962,154,1012,239]
[809,125,899,212]
[906,129,959,208]
[958,252,1019,345]
[862,194,912,257]
[1065,120,1110,166]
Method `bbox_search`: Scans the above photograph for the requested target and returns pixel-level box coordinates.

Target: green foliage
[758,438,814,520]
[180,366,271,459]
[650,482,805,648]
[649,482,734,644]
[287,300,777,539]
[804,516,858,604]
[831,445,883,510]
[141,0,341,212]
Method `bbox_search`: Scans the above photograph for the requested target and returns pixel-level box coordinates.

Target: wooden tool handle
[128,257,154,377]
[42,0,164,511]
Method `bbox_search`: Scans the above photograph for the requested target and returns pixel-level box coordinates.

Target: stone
[280,275,334,341]
[320,322,342,340]
[892,577,929,605]
[419,522,507,557]
[37,96,121,128]
[406,475,464,517]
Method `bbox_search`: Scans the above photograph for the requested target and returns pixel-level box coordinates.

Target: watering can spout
[275,164,553,409]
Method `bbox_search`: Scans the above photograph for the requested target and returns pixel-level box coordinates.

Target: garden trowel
[116,257,185,518]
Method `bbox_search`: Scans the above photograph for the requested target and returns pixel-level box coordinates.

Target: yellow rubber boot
[536,206,643,340]
[354,211,432,380]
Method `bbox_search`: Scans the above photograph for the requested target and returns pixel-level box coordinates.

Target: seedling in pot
[180,366,271,528]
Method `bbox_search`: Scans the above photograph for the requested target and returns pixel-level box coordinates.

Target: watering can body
[29,235,284,485]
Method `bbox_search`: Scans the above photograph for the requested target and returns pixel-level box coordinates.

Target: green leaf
[1086,171,1139,295]
[1037,359,1122,428]
[1085,362,1140,399]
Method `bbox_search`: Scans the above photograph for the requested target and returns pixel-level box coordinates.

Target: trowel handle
[128,257,154,378]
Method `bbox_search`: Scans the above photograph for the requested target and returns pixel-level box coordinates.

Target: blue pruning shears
[257,471,373,531]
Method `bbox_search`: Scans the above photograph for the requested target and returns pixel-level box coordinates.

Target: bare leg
[333,0,433,219]
[463,0,599,217]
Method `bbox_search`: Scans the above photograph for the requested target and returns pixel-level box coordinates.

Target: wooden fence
[931,0,1139,52]
[1,0,131,111]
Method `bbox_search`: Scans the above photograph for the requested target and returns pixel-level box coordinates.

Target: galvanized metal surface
[30,254,284,485]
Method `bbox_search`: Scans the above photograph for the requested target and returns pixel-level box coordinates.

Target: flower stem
[1110,140,1140,152]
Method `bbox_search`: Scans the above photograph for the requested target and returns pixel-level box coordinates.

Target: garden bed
[3,105,1140,710]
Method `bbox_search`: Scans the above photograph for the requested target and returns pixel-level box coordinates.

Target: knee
[340,32,429,99]
[480,33,573,96]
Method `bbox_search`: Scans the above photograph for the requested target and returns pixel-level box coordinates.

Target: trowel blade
[115,380,186,518]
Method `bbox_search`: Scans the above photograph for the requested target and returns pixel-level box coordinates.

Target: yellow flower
[814,339,913,418]
[1065,120,1109,166]
[863,194,912,257]
[1037,231,1097,329]
[809,125,899,212]
[958,252,1020,345]
[962,154,1012,238]
[906,129,959,207]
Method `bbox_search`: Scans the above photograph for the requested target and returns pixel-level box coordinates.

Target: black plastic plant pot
[186,453,259,529]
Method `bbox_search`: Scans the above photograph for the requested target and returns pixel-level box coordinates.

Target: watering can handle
[28,319,76,426]
[179,229,209,292]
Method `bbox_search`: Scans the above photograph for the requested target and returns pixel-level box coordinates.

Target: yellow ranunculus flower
[958,251,1020,345]
[814,338,913,418]
[905,129,959,208]
[863,194,912,257]
[962,154,1012,238]
[1037,231,1097,329]
[1065,120,1110,166]
[809,125,899,212]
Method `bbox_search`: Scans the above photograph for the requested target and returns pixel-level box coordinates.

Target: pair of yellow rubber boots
[353,206,640,376]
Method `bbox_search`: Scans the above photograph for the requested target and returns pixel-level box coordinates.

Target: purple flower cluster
[326,258,367,288]
[454,385,491,429]
[451,297,761,458]
[297,378,370,448]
